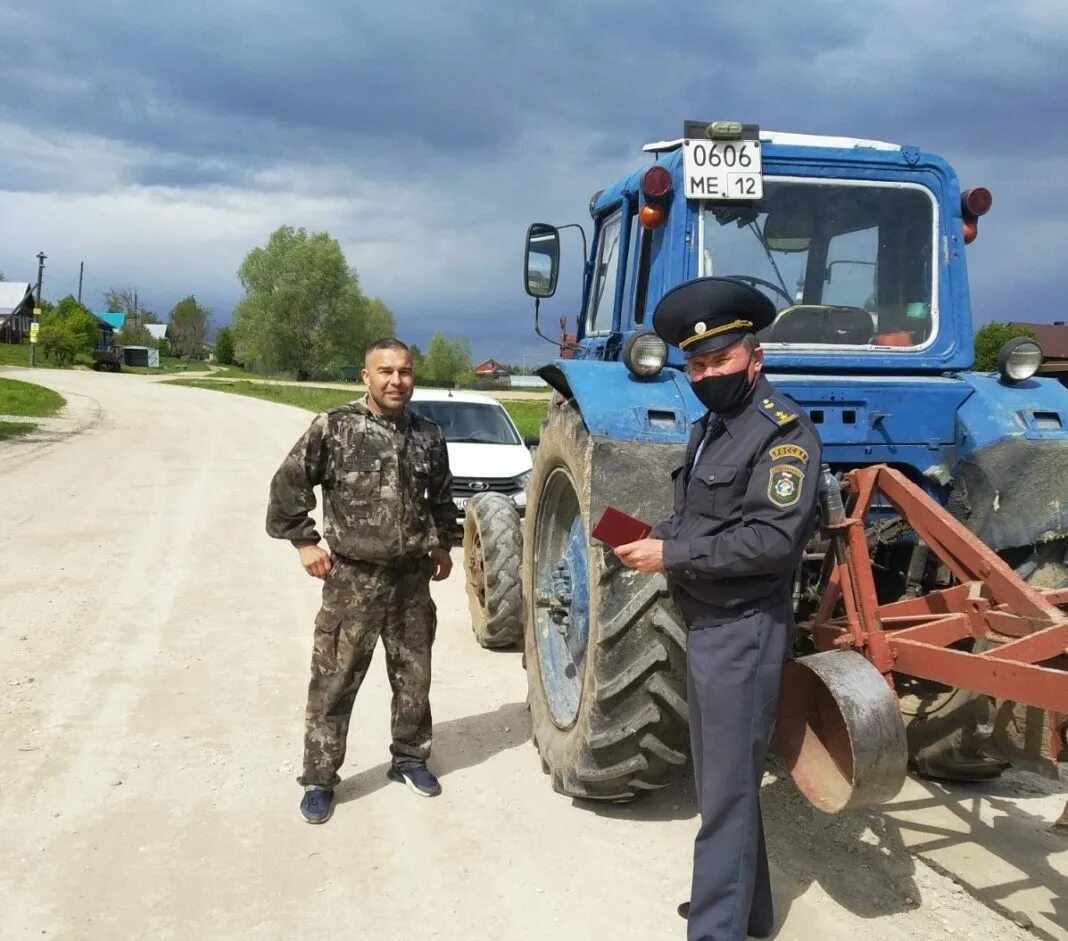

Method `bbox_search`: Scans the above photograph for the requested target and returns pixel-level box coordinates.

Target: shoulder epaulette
[758,396,797,428]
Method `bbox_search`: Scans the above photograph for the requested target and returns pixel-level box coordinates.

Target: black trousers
[685,602,792,941]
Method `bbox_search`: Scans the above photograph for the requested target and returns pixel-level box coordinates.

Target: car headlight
[515,470,532,490]
[622,330,667,378]
[997,337,1043,383]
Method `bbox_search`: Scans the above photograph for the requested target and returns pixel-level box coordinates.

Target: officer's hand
[298,544,332,580]
[429,547,453,581]
[614,539,665,574]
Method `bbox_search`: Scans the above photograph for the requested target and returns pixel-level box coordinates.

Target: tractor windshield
[700,179,937,349]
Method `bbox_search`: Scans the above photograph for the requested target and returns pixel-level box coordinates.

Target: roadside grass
[0,377,65,417]
[502,399,549,439]
[0,420,36,441]
[207,364,273,379]
[122,356,213,375]
[167,378,549,436]
[168,379,358,413]
[0,343,92,369]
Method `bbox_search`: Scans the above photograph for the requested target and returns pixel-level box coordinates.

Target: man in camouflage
[266,338,461,823]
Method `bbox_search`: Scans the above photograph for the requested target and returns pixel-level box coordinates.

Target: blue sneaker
[387,763,442,797]
[299,787,335,824]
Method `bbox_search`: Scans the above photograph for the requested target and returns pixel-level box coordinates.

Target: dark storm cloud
[0,1,1066,358]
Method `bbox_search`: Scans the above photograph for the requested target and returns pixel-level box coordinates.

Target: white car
[406,388,533,516]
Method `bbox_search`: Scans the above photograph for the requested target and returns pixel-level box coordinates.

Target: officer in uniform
[615,278,822,941]
[266,338,461,824]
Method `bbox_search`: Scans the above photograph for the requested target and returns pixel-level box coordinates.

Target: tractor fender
[535,360,702,445]
[951,373,1068,550]
[535,360,699,537]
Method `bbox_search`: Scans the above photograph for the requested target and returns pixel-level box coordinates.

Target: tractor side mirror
[525,223,560,298]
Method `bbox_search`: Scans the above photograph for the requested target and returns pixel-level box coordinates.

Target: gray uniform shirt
[651,376,823,627]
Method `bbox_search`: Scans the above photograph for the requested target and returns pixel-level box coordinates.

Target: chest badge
[768,464,804,508]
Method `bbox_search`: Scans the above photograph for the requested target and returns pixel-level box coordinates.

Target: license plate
[682,139,763,201]
[453,497,469,511]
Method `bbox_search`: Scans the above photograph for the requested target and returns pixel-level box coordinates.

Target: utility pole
[77,261,84,305]
[133,290,138,329]
[31,251,45,367]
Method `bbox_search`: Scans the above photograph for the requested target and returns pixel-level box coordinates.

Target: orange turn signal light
[639,203,666,229]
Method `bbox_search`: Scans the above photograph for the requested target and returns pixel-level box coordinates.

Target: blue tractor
[462,121,1068,801]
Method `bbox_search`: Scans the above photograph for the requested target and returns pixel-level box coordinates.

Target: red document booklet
[592,506,652,548]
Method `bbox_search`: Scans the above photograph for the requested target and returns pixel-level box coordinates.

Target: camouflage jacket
[266,397,461,562]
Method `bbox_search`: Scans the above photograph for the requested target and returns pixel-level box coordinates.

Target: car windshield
[701,179,937,348]
[408,401,521,445]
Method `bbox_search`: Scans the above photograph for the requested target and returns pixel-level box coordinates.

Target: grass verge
[501,399,549,439]
[169,379,357,413]
[0,420,37,441]
[167,378,549,437]
[0,377,66,417]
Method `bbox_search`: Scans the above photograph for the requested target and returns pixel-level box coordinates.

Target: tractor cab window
[586,211,623,335]
[700,180,936,348]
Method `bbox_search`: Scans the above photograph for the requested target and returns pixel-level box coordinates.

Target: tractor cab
[488,121,1068,808]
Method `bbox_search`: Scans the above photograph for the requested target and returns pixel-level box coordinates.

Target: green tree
[973,322,1037,372]
[424,332,472,386]
[170,295,210,360]
[232,226,395,381]
[409,343,427,378]
[116,323,156,347]
[215,325,236,365]
[103,287,161,326]
[38,295,98,366]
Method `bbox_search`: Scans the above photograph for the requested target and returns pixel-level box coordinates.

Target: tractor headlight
[622,331,667,378]
[997,337,1043,383]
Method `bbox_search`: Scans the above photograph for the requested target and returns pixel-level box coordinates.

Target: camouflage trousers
[299,554,437,788]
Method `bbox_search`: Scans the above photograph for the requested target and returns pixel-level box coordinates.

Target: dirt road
[1,367,1064,941]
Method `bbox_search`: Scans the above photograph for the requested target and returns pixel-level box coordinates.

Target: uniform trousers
[685,596,793,941]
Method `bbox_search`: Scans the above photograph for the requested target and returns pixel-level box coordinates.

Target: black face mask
[691,367,754,415]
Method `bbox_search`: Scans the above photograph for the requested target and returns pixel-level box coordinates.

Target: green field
[500,399,549,439]
[0,377,65,417]
[167,378,549,437]
[122,355,214,375]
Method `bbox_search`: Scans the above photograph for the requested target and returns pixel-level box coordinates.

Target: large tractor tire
[463,492,523,649]
[522,401,689,801]
[899,540,1068,781]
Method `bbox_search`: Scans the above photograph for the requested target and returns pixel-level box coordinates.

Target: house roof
[0,282,34,317]
[1012,322,1068,360]
[145,323,168,341]
[95,311,126,331]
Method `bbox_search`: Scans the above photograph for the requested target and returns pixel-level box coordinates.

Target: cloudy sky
[1,1,1065,362]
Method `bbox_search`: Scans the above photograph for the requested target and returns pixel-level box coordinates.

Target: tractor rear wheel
[523,401,689,800]
[898,670,1007,781]
[463,492,523,649]
[899,540,1068,781]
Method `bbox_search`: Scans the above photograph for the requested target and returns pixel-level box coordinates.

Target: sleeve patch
[768,464,804,508]
[769,443,809,463]
[759,397,797,427]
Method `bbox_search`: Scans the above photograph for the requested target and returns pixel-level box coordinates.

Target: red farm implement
[776,465,1068,821]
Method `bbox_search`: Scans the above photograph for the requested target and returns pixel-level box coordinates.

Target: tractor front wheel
[523,401,689,800]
